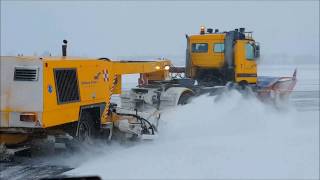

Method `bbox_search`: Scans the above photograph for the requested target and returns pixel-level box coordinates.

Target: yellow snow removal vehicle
[129,26,296,108]
[0,42,173,158]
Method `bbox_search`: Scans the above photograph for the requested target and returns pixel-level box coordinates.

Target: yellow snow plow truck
[0,27,297,158]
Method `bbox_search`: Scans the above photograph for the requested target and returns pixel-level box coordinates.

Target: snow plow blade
[257,69,297,100]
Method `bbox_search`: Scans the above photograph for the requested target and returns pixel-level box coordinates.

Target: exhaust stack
[62,40,68,57]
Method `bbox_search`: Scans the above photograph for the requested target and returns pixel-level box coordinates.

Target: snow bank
[65,90,319,179]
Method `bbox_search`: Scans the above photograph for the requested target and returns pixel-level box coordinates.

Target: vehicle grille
[14,67,39,81]
[54,68,80,104]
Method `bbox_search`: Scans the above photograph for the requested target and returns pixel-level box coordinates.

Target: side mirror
[254,43,260,59]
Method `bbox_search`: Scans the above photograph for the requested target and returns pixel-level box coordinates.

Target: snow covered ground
[62,62,319,179]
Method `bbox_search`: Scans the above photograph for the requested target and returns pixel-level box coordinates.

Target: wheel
[178,91,194,105]
[238,80,248,90]
[76,113,95,142]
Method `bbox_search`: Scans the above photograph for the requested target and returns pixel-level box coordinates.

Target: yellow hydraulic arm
[111,60,171,74]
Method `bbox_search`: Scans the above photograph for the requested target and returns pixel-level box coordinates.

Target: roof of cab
[189,33,225,41]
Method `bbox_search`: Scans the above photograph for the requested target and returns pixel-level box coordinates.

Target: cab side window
[192,43,208,53]
[246,43,254,60]
[213,43,224,53]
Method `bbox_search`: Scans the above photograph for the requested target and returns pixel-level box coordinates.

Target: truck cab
[185,27,260,86]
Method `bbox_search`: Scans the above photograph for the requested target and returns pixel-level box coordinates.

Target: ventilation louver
[14,67,39,81]
[54,68,80,104]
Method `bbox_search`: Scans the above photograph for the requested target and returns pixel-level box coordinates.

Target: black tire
[178,91,194,105]
[238,80,248,90]
[76,112,95,142]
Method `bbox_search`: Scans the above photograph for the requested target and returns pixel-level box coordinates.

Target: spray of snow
[62,89,318,179]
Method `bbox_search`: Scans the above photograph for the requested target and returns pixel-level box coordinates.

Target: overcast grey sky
[1,1,319,60]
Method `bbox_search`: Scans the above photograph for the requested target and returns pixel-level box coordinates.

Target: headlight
[164,65,170,70]
[155,66,160,70]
